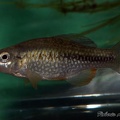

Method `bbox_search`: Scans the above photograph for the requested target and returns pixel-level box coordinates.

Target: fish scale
[23,46,116,81]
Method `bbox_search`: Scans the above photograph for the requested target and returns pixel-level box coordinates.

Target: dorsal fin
[112,41,120,50]
[56,34,97,47]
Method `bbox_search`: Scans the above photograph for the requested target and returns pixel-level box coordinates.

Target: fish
[0,34,119,88]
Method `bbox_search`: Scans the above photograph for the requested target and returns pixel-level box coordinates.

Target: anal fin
[66,69,97,86]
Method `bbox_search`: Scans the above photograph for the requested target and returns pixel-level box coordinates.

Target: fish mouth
[0,62,12,74]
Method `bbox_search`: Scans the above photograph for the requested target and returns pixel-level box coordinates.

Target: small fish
[0,34,119,88]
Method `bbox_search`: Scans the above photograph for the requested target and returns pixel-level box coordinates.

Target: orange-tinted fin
[66,69,97,86]
[27,70,42,89]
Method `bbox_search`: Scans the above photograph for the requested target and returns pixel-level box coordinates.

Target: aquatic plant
[11,0,120,13]
[0,0,119,13]
[0,0,120,41]
[56,0,120,14]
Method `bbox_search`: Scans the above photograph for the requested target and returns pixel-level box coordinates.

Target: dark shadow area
[4,93,120,120]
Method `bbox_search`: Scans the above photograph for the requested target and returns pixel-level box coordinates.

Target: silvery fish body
[0,34,119,88]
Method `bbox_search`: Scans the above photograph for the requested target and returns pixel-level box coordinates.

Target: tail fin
[111,42,120,73]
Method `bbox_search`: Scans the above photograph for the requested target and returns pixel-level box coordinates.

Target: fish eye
[2,54,8,59]
[0,52,10,63]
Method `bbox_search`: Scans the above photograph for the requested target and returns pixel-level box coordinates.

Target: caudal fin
[111,42,120,73]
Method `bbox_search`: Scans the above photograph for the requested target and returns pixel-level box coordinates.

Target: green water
[0,0,120,120]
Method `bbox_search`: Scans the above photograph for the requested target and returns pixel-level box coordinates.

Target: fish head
[0,46,22,75]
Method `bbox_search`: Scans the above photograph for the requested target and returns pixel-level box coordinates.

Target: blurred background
[0,0,120,120]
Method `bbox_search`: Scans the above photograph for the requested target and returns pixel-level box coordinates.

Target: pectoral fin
[66,69,97,86]
[24,79,30,85]
[27,70,42,89]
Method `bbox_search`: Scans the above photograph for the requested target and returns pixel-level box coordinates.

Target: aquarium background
[0,0,120,120]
